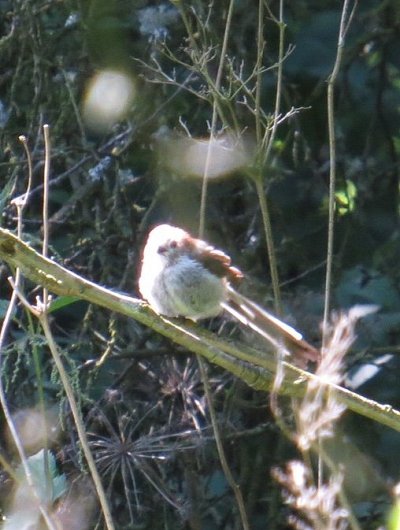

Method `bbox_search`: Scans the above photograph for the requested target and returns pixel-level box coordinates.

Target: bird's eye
[169,240,178,249]
[158,245,166,254]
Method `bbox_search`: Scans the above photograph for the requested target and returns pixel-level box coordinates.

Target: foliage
[0,0,399,529]
[4,450,67,530]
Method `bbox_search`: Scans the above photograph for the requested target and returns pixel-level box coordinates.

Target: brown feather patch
[180,236,244,283]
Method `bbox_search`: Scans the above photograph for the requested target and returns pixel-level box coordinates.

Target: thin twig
[255,0,264,145]
[253,0,286,315]
[0,135,57,530]
[262,0,285,164]
[197,356,250,530]
[38,125,116,530]
[323,0,358,347]
[199,0,235,238]
[39,313,116,530]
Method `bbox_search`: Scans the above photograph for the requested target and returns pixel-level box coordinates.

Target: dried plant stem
[197,356,250,530]
[35,125,116,530]
[262,0,285,163]
[253,0,286,315]
[0,291,58,530]
[189,4,249,525]
[255,0,264,145]
[199,0,235,239]
[323,0,358,345]
[254,178,282,315]
[39,314,116,530]
[171,4,241,238]
[0,135,56,530]
[42,124,50,260]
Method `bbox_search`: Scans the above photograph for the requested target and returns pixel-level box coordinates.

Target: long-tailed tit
[138,224,319,365]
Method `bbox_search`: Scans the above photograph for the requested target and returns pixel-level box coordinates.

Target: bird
[138,224,319,366]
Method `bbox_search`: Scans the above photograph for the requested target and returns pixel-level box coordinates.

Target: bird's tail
[222,285,320,368]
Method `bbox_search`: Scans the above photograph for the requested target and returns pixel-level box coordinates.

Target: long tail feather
[225,285,320,367]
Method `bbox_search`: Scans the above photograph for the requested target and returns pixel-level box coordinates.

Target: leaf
[335,179,357,215]
[0,176,16,226]
[48,295,81,313]
[4,450,67,530]
[15,449,67,503]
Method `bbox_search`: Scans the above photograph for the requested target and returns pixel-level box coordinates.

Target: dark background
[0,1,399,528]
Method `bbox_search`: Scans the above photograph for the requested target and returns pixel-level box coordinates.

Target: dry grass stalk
[273,305,377,530]
[296,305,377,451]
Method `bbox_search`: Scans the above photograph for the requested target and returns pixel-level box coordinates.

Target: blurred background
[0,1,399,528]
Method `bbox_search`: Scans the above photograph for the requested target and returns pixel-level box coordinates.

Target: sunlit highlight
[83,70,135,132]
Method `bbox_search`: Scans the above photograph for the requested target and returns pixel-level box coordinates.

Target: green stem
[255,177,282,315]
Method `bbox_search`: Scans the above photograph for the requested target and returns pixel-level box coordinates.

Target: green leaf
[0,176,16,226]
[15,449,67,503]
[48,295,81,313]
[335,179,357,215]
[4,450,67,530]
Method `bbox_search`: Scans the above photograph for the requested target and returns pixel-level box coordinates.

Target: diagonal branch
[1,227,400,432]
